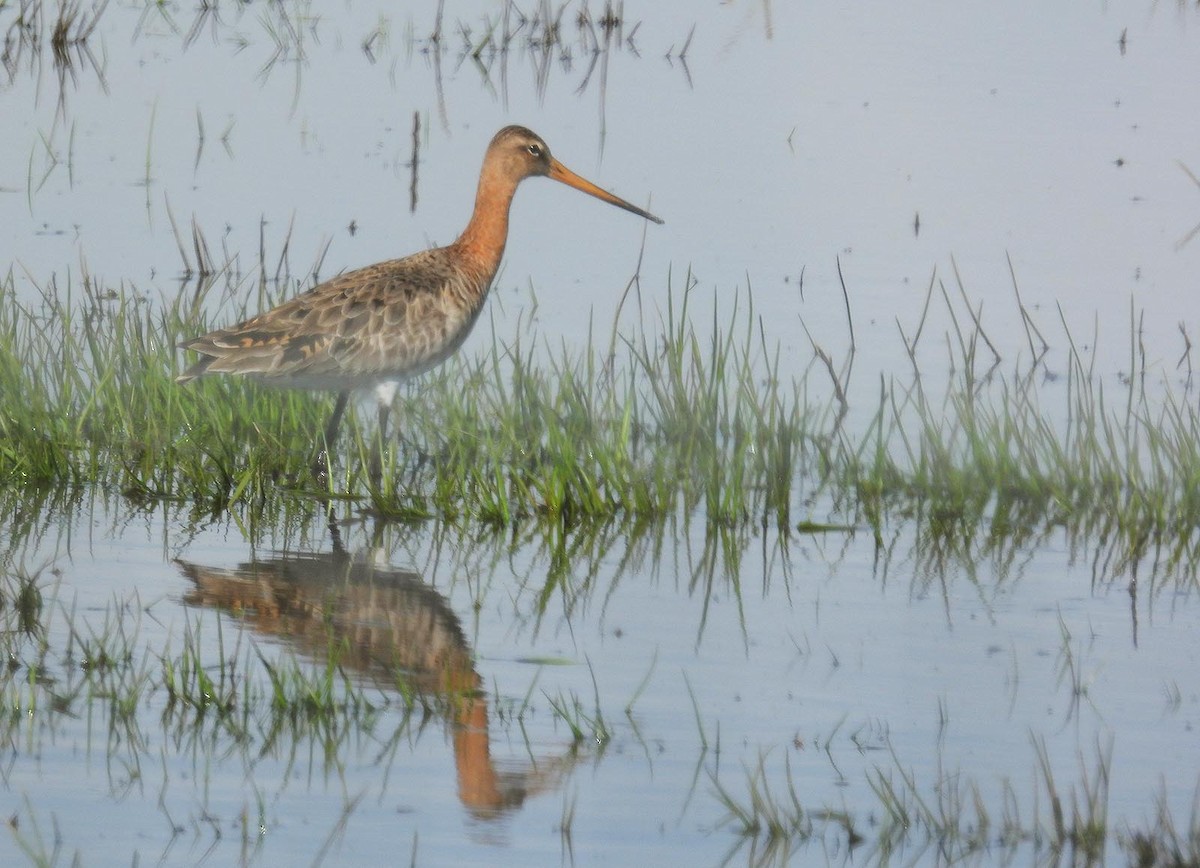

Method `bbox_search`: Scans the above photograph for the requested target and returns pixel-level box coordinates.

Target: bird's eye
[527,143,542,157]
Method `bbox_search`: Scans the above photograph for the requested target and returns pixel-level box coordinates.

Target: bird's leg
[312,391,349,483]
[322,498,347,554]
[369,400,390,485]
[368,381,401,485]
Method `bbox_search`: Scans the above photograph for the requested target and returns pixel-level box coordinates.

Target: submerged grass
[0,260,1198,580]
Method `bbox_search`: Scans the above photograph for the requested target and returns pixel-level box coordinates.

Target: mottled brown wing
[177,247,487,389]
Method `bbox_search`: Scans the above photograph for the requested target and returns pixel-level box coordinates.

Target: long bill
[547,157,664,225]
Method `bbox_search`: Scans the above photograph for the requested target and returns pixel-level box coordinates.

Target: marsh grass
[711,752,818,865]
[546,688,610,746]
[1120,784,1200,867]
[0,562,50,641]
[545,657,611,747]
[1,258,1198,590]
[710,735,1123,866]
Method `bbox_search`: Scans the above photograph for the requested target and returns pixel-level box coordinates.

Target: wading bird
[177,125,663,482]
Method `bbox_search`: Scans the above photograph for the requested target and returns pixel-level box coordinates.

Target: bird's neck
[451,166,520,285]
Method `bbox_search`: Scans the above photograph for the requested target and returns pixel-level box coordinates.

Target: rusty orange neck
[451,160,522,284]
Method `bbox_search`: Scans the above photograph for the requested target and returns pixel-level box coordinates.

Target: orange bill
[548,157,664,225]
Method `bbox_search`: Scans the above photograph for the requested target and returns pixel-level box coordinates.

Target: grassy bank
[0,264,1197,563]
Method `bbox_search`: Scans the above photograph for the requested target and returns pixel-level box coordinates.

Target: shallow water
[2,1,1200,865]
[4,1,1198,380]
[1,493,1197,865]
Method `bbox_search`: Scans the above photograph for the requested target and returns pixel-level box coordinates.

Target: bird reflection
[176,536,567,819]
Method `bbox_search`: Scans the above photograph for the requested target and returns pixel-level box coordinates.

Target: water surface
[2,2,1199,865]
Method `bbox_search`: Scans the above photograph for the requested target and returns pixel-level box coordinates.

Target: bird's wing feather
[177,247,488,386]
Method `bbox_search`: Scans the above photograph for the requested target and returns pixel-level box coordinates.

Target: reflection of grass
[710,735,1128,866]
[0,521,1193,865]
[1120,783,1200,867]
[0,0,109,70]
[0,567,602,861]
[1054,611,1099,724]
[3,565,1190,866]
[8,794,59,867]
[1,261,1198,582]
[0,577,471,801]
[1,564,50,639]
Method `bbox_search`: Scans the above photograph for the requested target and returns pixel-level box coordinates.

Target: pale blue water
[2,2,1199,865]
[1,493,1197,865]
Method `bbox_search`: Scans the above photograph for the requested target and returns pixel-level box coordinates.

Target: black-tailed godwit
[177,125,663,481]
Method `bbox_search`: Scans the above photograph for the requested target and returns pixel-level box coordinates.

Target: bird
[177,125,663,483]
